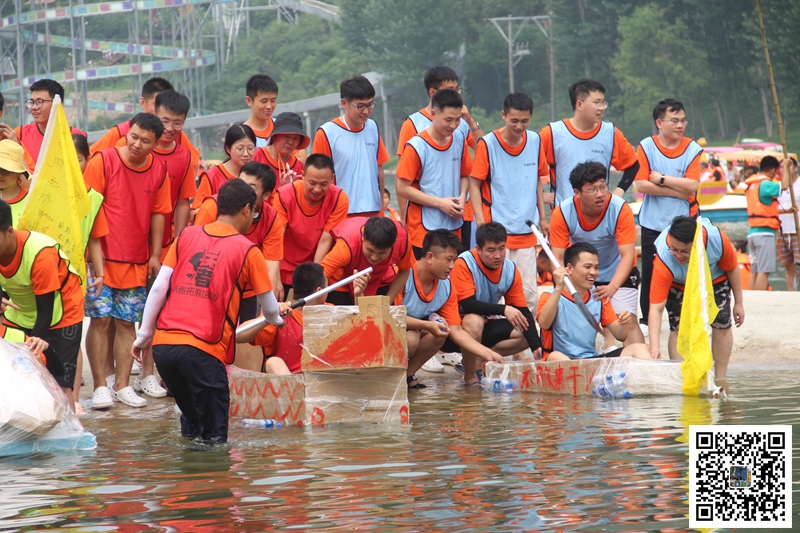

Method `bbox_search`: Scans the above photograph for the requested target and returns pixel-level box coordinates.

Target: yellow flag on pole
[18,95,90,286]
[677,217,720,395]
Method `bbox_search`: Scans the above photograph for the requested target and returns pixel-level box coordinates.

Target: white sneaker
[421,357,445,373]
[134,375,167,398]
[114,386,147,408]
[105,374,115,389]
[436,352,462,366]
[640,324,649,337]
[91,386,114,409]
[130,361,142,375]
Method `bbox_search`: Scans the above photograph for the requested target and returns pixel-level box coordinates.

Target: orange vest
[331,216,408,297]
[153,143,193,248]
[264,310,303,373]
[207,195,278,251]
[737,252,751,289]
[100,148,168,264]
[201,165,231,198]
[277,182,344,284]
[18,123,86,163]
[745,175,780,230]
[157,226,255,364]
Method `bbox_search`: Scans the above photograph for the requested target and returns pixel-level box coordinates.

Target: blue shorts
[85,285,147,323]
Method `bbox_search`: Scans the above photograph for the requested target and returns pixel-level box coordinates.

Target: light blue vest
[549,120,615,206]
[654,219,725,285]
[482,131,541,236]
[407,131,465,232]
[549,291,604,359]
[319,119,382,214]
[254,118,276,148]
[638,136,704,231]
[459,250,517,304]
[408,111,471,142]
[557,194,627,283]
[402,267,452,319]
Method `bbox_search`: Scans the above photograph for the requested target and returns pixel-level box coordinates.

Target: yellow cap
[0,139,29,174]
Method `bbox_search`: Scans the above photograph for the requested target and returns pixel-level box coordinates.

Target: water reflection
[0,365,797,532]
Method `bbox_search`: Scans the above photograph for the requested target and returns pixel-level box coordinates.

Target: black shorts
[239,295,258,322]
[153,344,230,444]
[441,318,515,353]
[666,278,732,332]
[38,323,83,389]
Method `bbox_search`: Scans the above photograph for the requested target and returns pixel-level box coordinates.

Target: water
[1,365,798,531]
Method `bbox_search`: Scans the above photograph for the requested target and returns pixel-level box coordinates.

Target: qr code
[690,425,792,528]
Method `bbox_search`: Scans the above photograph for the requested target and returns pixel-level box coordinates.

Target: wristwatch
[471,122,481,132]
[659,174,665,185]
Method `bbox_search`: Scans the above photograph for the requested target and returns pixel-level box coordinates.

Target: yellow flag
[18,96,90,286]
[677,217,719,395]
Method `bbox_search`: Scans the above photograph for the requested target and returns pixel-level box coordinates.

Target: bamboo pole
[756,0,800,233]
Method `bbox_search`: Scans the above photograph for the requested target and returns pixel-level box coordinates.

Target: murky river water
[1,364,797,532]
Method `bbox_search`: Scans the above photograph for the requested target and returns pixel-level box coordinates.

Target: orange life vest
[157,226,255,364]
[202,165,232,198]
[100,148,168,264]
[331,216,408,297]
[745,174,780,230]
[277,181,344,284]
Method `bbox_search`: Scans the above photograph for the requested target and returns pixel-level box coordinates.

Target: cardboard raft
[228,296,409,426]
[484,358,715,397]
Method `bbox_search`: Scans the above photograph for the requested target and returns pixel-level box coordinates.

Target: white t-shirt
[778,179,800,234]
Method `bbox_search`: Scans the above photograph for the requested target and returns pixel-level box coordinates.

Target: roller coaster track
[0,0,339,111]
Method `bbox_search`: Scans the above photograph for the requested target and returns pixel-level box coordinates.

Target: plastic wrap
[227,366,305,427]
[304,368,409,426]
[0,339,96,455]
[301,296,407,371]
[484,358,715,397]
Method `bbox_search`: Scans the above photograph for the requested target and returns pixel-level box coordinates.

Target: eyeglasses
[231,145,256,155]
[660,118,689,126]
[668,246,691,257]
[437,86,462,94]
[583,99,608,109]
[25,98,53,109]
[348,101,376,112]
[160,118,184,131]
[581,184,609,195]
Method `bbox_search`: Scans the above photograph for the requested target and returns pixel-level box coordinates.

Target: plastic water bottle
[86,263,97,299]
[603,371,630,399]
[241,418,282,429]
[492,379,514,391]
[428,312,448,327]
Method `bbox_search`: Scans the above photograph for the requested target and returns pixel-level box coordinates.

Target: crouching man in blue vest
[450,222,542,384]
[402,229,505,389]
[537,242,651,361]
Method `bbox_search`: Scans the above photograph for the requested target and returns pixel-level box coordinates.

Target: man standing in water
[133,180,283,444]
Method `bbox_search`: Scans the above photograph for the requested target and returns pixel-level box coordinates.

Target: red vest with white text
[157,225,255,363]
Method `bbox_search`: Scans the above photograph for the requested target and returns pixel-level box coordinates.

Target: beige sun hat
[0,140,29,174]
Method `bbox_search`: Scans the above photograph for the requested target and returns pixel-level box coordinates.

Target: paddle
[526,220,604,335]
[235,266,374,336]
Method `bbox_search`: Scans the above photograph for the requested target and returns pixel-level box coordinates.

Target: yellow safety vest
[80,188,104,252]
[0,231,77,329]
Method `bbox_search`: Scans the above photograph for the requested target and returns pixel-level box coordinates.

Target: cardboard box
[227,366,306,427]
[301,296,408,371]
[484,358,713,397]
[303,368,409,426]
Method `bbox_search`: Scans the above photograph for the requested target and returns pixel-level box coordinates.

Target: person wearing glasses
[648,216,744,385]
[192,124,256,210]
[539,79,639,207]
[549,162,645,350]
[1,79,86,173]
[634,99,703,333]
[312,76,389,218]
[90,77,200,172]
[82,113,172,410]
[396,67,484,239]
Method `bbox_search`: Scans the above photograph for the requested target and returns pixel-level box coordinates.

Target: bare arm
[378,165,385,202]
[449,324,503,363]
[267,260,283,301]
[537,269,567,329]
[725,266,745,327]
[595,243,635,302]
[386,268,410,302]
[648,300,667,359]
[313,232,334,263]
[87,237,105,293]
[173,198,190,241]
[538,179,549,235]
[148,213,165,280]
[469,177,485,226]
